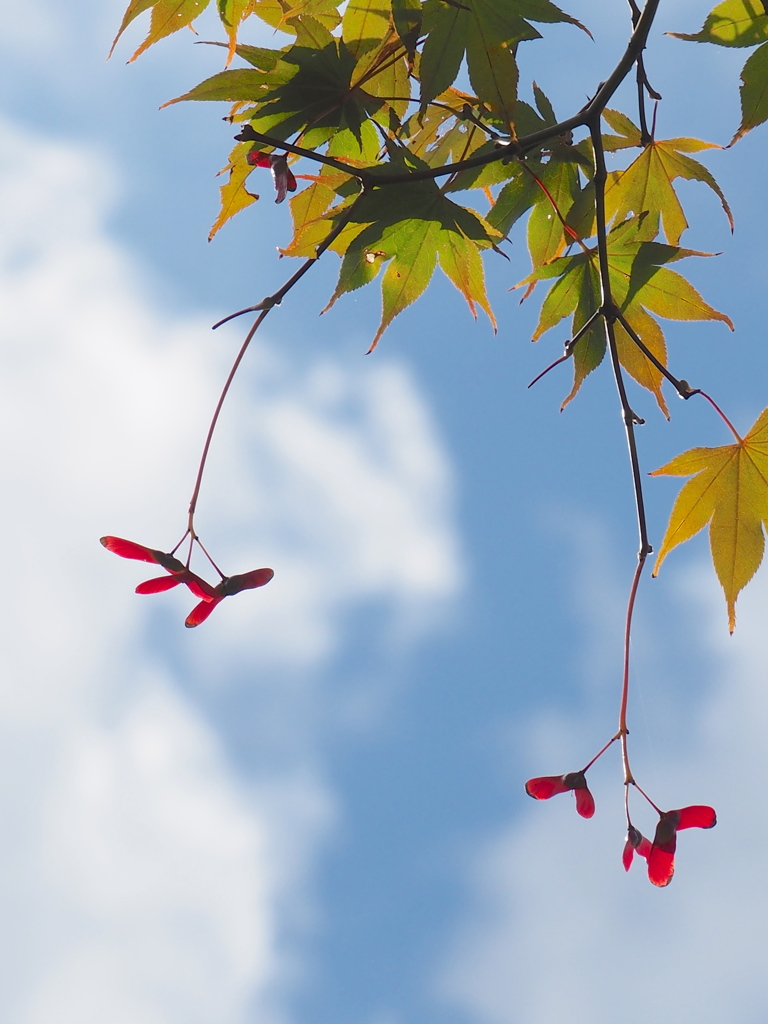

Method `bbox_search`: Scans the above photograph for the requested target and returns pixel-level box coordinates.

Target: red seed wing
[101,536,162,564]
[525,776,569,800]
[675,805,717,830]
[223,568,275,595]
[185,597,221,628]
[647,845,676,887]
[574,786,595,819]
[136,575,181,594]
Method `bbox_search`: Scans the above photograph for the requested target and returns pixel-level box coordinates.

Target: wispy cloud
[437,560,768,1024]
[0,117,462,1021]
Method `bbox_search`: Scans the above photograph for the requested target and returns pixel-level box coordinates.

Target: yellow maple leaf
[651,407,768,632]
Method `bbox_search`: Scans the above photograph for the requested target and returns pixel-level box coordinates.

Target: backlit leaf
[128,0,211,63]
[604,121,733,244]
[732,40,768,141]
[324,163,499,349]
[652,407,768,631]
[208,141,260,240]
[670,0,768,46]
[218,0,256,65]
[109,0,156,57]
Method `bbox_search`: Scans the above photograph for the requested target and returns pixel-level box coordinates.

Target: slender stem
[618,555,648,784]
[590,105,654,795]
[187,309,268,529]
[612,307,696,400]
[188,198,363,527]
[632,780,663,815]
[527,307,604,388]
[582,734,619,773]
[194,535,226,579]
[697,390,743,442]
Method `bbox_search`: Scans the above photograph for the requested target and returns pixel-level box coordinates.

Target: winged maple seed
[622,825,652,871]
[525,770,596,818]
[246,149,297,204]
[646,806,717,887]
[100,536,274,627]
[652,405,768,632]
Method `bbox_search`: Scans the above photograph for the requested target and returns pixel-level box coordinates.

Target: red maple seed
[246,148,297,203]
[647,805,717,887]
[525,771,595,818]
[622,824,652,871]
[100,536,217,601]
[185,568,275,628]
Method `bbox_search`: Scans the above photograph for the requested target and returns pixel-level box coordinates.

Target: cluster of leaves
[108,0,768,882]
[109,0,768,633]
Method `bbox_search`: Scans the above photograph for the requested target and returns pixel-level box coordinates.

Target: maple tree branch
[234,125,361,177]
[590,119,652,560]
[231,0,661,191]
[611,307,698,401]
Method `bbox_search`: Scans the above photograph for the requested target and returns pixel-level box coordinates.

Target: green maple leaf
[652,407,768,632]
[520,216,733,410]
[602,111,733,245]
[323,154,500,349]
[418,0,588,131]
[670,0,768,46]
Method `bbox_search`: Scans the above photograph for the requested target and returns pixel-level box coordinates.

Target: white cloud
[437,561,768,1024]
[0,116,461,1021]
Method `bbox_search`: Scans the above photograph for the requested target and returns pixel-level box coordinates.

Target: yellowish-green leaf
[670,0,768,46]
[218,0,256,65]
[161,68,280,107]
[614,305,669,417]
[652,407,768,632]
[208,141,259,240]
[467,40,519,131]
[527,160,579,268]
[280,173,353,256]
[325,169,499,349]
[127,0,211,63]
[343,0,392,57]
[438,229,497,329]
[604,135,733,244]
[601,107,643,149]
[561,263,603,409]
[732,40,768,142]
[109,0,155,58]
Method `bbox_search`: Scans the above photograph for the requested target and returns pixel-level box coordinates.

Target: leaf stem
[697,390,743,442]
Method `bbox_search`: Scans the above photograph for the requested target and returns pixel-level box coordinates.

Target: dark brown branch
[233,0,662,191]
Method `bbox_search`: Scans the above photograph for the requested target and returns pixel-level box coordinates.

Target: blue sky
[2,1,768,1022]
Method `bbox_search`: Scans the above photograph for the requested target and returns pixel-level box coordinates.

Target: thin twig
[527,308,603,388]
[612,307,697,400]
[187,197,364,527]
